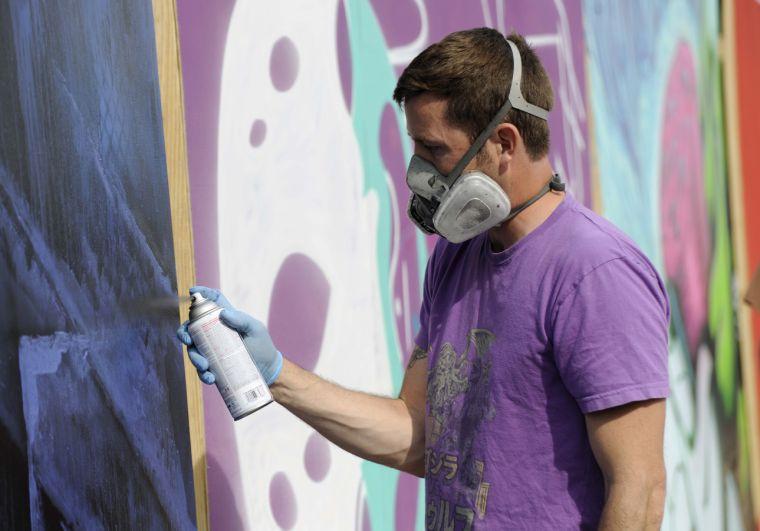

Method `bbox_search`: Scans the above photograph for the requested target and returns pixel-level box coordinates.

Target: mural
[584,0,750,528]
[178,0,588,529]
[0,0,196,528]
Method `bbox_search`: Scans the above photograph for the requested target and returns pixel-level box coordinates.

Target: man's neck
[487,160,565,252]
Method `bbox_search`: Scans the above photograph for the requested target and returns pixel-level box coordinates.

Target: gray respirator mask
[406,40,565,244]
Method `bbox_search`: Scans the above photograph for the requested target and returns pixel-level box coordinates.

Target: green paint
[698,8,738,416]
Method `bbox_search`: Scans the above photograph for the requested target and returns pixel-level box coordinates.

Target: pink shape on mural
[659,41,710,356]
[269,471,297,529]
[304,431,332,482]
[268,253,330,372]
[249,119,267,147]
[270,36,299,92]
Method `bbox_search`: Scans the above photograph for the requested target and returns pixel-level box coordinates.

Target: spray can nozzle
[189,292,218,321]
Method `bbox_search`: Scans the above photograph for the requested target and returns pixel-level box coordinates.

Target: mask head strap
[439,39,549,189]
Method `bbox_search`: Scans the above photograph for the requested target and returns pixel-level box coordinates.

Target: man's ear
[494,123,519,157]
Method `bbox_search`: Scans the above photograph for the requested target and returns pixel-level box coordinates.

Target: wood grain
[585,48,603,214]
[721,0,760,521]
[151,0,209,528]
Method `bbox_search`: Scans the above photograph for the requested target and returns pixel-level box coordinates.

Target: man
[178,29,669,529]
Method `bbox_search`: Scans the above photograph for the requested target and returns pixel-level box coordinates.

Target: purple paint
[394,473,419,531]
[269,472,297,530]
[379,104,422,363]
[379,104,406,181]
[249,119,267,147]
[303,431,331,482]
[370,0,421,49]
[362,498,372,531]
[336,0,353,112]
[270,37,300,92]
[267,253,330,372]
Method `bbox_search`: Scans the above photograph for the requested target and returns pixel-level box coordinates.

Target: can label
[188,308,272,419]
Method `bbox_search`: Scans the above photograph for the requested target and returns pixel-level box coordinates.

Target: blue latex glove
[176,286,284,386]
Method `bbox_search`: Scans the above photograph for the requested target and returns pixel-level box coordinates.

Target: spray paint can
[187,292,273,420]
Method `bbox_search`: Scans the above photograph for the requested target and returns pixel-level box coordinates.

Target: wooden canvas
[151,0,209,528]
[723,0,760,522]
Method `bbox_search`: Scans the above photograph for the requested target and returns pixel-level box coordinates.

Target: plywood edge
[585,43,603,214]
[151,0,209,528]
[721,0,760,521]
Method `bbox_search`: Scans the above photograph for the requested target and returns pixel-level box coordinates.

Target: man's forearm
[598,477,666,530]
[269,358,425,476]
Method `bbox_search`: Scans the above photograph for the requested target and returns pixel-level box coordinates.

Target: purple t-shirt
[416,194,670,530]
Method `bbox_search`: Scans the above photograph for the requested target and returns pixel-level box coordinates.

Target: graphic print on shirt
[426,328,496,530]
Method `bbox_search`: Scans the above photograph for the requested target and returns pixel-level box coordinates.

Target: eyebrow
[406,131,444,146]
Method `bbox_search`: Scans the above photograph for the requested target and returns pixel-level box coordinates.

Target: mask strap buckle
[549,174,566,192]
[504,173,565,222]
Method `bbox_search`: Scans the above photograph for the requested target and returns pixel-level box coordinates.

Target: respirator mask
[406,40,565,244]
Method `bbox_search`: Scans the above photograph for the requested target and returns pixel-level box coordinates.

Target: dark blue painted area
[0,0,195,528]
[20,331,194,529]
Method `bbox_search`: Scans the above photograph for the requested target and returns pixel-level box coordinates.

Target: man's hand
[176,286,284,386]
[586,398,666,530]
[177,288,425,476]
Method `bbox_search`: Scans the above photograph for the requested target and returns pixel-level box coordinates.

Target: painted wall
[178,1,588,529]
[584,0,751,528]
[0,0,196,528]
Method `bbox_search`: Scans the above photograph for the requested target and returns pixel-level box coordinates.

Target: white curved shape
[480,0,493,28]
[495,0,505,34]
[216,1,392,528]
[388,0,430,66]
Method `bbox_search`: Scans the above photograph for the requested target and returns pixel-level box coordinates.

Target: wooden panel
[585,47,603,214]
[151,0,209,528]
[721,0,760,521]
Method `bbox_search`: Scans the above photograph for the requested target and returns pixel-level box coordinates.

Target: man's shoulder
[545,198,664,304]
[549,197,647,270]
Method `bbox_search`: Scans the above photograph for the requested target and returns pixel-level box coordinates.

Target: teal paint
[344,1,421,529]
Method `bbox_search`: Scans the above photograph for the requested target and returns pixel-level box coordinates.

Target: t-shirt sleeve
[414,240,443,351]
[551,256,670,414]
[414,258,434,352]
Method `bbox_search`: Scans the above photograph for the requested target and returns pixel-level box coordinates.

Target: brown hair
[393,28,553,160]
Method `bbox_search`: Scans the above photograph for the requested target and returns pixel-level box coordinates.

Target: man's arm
[270,345,428,477]
[586,398,667,530]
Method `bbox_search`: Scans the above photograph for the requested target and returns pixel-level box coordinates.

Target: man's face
[404,93,498,181]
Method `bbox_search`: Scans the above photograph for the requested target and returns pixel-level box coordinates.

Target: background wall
[177,0,759,529]
[584,1,751,528]
[0,0,198,528]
